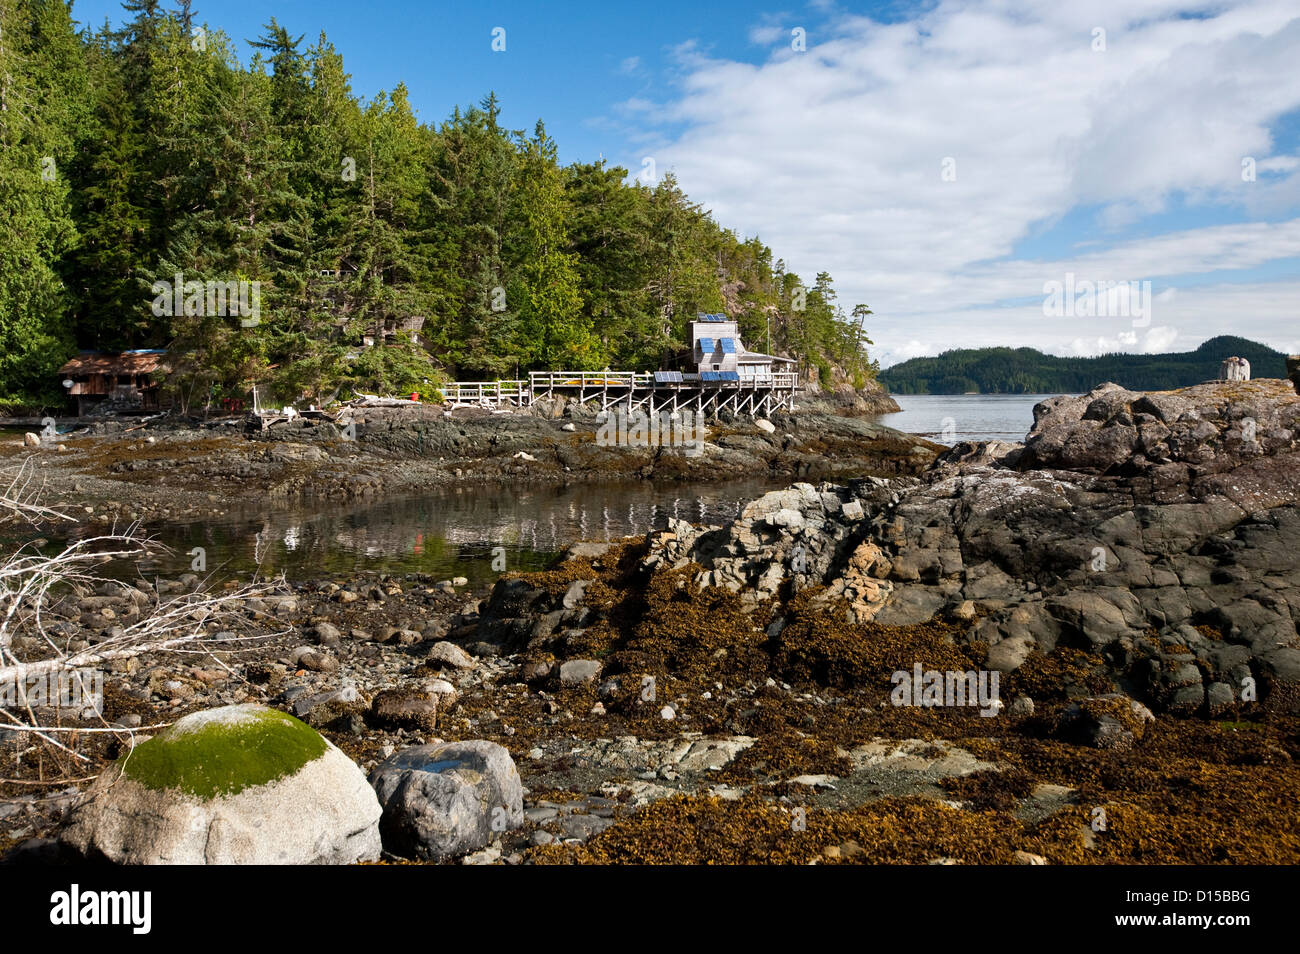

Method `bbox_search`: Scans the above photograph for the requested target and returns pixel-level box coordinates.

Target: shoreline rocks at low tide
[370,740,524,861]
[5,376,1300,864]
[2,395,939,524]
[569,377,1300,716]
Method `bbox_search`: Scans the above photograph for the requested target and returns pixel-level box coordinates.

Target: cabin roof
[58,350,167,376]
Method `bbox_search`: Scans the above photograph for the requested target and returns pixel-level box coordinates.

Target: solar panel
[719,338,736,354]
[654,371,683,384]
[719,371,739,381]
[697,313,727,322]
[697,337,714,352]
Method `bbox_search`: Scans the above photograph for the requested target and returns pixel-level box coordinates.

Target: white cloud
[1259,155,1300,172]
[1069,326,1180,356]
[878,338,940,367]
[619,0,1300,361]
[869,279,1299,366]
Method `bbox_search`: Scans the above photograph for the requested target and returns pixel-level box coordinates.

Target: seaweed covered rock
[369,740,523,860]
[1055,695,1155,750]
[59,704,381,864]
[475,379,1300,717]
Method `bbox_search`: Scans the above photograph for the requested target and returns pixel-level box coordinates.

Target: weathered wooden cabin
[57,350,166,416]
[688,313,797,381]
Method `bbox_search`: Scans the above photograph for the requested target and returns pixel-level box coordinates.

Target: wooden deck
[438,370,799,417]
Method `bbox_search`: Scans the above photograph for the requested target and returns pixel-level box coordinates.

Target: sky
[70,0,1300,366]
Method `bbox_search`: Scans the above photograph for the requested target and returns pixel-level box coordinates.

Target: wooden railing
[531,371,798,389]
[438,380,529,403]
[439,370,801,405]
[529,371,654,390]
[738,372,800,388]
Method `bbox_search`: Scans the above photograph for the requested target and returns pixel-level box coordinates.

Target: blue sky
[69,0,772,165]
[72,0,1300,365]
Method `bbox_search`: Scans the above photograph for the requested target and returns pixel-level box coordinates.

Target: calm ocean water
[9,395,1071,582]
[50,478,791,583]
[872,392,1079,445]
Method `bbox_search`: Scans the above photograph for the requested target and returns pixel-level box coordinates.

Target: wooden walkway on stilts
[438,370,799,417]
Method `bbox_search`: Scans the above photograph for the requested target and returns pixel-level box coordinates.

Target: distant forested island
[879,336,1290,394]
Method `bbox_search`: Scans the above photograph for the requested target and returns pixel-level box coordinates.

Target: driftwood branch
[0,478,286,772]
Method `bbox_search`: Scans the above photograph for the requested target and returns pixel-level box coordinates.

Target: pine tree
[510,121,595,369]
[0,0,83,402]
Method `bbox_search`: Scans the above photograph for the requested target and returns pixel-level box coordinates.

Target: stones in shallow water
[58,704,381,864]
[369,741,523,860]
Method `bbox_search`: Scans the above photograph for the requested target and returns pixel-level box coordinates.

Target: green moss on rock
[120,705,328,799]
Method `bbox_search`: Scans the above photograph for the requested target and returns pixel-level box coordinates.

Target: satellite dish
[62,378,74,389]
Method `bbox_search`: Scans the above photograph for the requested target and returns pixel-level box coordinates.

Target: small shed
[57,350,166,416]
[1218,356,1250,382]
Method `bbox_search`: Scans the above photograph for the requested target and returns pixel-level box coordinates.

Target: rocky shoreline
[0,389,929,528]
[3,377,1299,864]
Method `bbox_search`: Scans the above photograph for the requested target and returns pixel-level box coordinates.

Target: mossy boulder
[60,704,381,864]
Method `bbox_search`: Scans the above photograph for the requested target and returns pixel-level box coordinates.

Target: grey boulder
[370,740,523,860]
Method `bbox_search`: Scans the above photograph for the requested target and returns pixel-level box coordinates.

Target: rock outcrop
[480,378,1300,716]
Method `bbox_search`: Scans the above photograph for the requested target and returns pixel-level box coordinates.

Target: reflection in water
[73,478,786,583]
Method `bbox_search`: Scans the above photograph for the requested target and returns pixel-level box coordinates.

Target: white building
[1218,356,1250,381]
[689,313,796,380]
